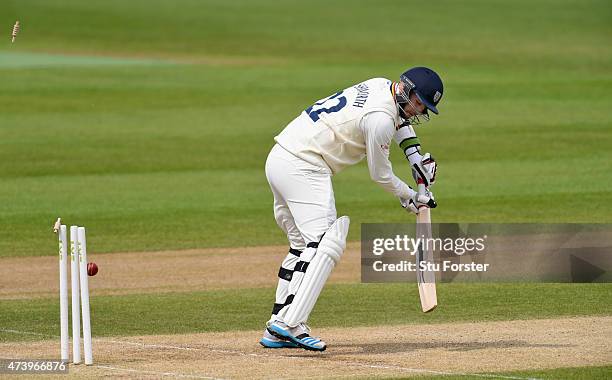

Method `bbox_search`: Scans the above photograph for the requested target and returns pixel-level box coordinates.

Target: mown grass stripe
[396,365,612,380]
[0,51,170,68]
[1,283,610,342]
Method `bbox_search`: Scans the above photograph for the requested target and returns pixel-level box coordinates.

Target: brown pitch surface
[0,243,361,299]
[2,316,610,379]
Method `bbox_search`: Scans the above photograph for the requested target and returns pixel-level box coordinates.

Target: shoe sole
[267,325,326,352]
[259,337,298,349]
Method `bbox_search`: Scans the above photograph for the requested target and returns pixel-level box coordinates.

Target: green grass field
[408,366,612,380]
[2,283,610,341]
[1,0,611,256]
[1,1,611,379]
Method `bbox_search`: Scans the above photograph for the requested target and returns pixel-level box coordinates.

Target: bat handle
[417,178,426,196]
[416,177,437,209]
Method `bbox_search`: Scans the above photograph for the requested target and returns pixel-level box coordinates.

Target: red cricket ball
[87,262,98,276]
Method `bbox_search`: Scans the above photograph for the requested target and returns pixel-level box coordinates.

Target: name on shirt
[352,83,370,108]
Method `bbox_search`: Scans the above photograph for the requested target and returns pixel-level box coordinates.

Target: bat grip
[416,177,436,209]
[417,177,426,197]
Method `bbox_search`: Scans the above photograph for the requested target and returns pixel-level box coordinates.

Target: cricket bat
[416,181,437,312]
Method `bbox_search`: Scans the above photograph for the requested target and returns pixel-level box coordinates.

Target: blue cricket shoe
[259,329,298,348]
[266,321,327,352]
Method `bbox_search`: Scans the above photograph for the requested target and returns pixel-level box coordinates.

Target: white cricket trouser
[264,144,337,320]
[265,144,336,247]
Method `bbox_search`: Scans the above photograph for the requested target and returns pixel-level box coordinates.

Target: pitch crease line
[0,328,56,337]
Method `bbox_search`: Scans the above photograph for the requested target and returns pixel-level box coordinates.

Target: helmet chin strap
[397,102,407,118]
[394,82,412,125]
[397,103,411,126]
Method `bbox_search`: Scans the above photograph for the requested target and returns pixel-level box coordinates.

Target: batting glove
[412,153,437,187]
[400,191,437,215]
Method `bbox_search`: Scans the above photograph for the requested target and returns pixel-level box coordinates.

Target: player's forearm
[370,171,415,199]
[394,126,423,166]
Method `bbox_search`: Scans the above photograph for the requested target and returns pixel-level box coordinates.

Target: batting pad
[278,246,317,315]
[283,216,350,327]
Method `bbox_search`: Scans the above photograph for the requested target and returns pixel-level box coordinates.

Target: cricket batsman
[261,67,443,351]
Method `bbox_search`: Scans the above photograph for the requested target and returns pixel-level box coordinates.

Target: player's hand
[399,197,419,214]
[411,153,437,187]
[400,191,437,214]
[417,190,437,209]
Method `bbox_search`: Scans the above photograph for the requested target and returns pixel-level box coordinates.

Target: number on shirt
[305,91,347,122]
